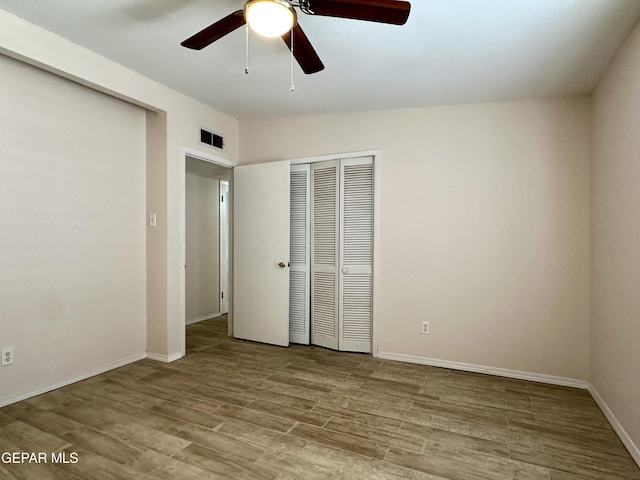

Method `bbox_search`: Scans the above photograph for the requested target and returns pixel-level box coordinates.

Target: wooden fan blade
[282,24,325,75]
[181,10,245,50]
[307,0,410,25]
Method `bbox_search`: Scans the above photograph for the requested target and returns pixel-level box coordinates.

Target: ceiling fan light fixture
[245,0,296,38]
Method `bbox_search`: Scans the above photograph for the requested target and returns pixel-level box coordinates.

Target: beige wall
[591,19,640,454]
[0,55,146,404]
[0,9,240,360]
[146,111,168,356]
[241,97,591,379]
[186,173,221,320]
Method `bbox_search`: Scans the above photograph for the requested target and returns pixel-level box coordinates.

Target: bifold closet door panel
[289,165,310,344]
[310,160,340,350]
[339,157,373,353]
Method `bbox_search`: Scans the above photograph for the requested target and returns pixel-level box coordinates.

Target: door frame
[180,147,237,357]
[219,180,230,315]
[289,149,381,355]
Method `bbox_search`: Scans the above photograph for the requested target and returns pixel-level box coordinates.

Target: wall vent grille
[200,128,224,150]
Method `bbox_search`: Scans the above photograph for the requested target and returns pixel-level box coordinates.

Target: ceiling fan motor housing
[244,0,298,38]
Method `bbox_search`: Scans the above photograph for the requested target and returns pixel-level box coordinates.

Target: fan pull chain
[290,28,295,92]
[245,23,249,74]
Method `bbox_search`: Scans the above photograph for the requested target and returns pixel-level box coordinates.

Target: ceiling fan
[181,0,411,74]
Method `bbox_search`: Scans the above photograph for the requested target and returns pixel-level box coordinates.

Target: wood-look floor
[1,316,638,480]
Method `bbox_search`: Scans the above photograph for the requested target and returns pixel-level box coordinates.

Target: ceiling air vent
[200,128,224,150]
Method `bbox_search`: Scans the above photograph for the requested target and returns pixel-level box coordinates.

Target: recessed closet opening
[231,150,380,356]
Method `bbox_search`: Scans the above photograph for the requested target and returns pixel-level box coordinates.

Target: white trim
[589,384,640,467]
[183,146,238,168]
[181,147,236,358]
[180,151,187,360]
[289,149,380,166]
[0,352,145,408]
[371,153,382,356]
[375,351,589,389]
[146,352,183,363]
[219,180,230,316]
[186,312,221,325]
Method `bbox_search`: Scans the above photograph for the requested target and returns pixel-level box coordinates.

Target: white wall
[591,19,640,458]
[0,9,240,360]
[186,173,220,320]
[0,55,146,404]
[241,97,591,380]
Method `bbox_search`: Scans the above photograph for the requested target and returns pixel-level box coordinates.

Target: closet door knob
[278,262,287,268]
[342,267,348,274]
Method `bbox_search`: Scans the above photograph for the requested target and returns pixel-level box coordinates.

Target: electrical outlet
[421,321,430,335]
[2,347,14,366]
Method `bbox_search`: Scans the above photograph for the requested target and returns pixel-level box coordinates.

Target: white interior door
[233,161,290,347]
[310,160,339,350]
[339,157,373,353]
[219,180,229,315]
[289,165,310,344]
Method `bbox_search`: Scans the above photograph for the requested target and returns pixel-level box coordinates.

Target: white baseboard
[374,351,589,389]
[588,384,640,468]
[0,352,145,409]
[186,312,221,326]
[146,352,183,363]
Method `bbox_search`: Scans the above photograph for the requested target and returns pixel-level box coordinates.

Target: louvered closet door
[339,157,373,353]
[289,165,310,344]
[311,160,340,350]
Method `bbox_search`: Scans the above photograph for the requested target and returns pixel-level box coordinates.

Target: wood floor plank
[101,422,191,456]
[53,446,139,480]
[272,442,431,480]
[323,416,425,452]
[510,443,640,480]
[213,404,296,433]
[401,422,511,457]
[245,399,331,427]
[186,383,256,407]
[245,387,319,410]
[175,423,267,462]
[288,423,390,460]
[313,401,405,431]
[61,426,141,466]
[508,418,627,455]
[137,452,220,480]
[214,418,291,449]
[148,401,224,430]
[173,443,279,480]
[2,420,70,453]
[3,403,84,437]
[0,461,83,480]
[387,446,551,480]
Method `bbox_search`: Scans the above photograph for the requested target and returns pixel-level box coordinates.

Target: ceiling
[1,0,639,120]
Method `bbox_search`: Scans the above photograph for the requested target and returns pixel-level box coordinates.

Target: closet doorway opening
[232,150,379,356]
